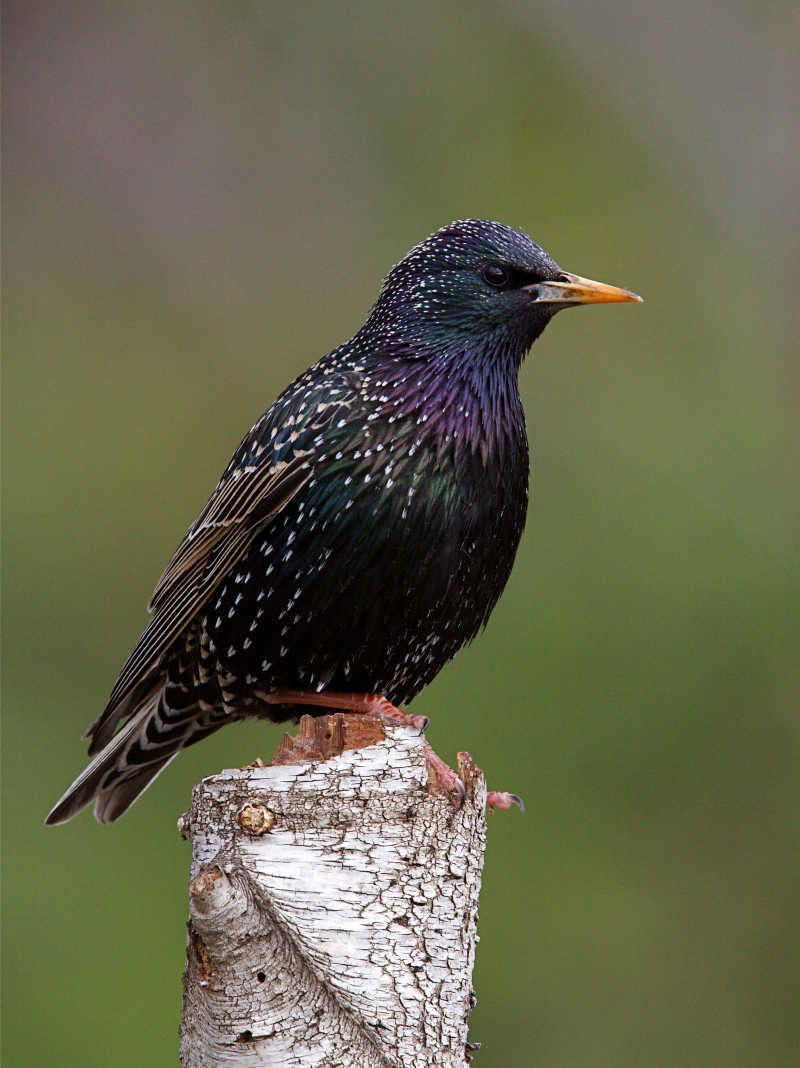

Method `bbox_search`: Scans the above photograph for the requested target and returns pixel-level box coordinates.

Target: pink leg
[265,689,523,813]
[265,689,429,731]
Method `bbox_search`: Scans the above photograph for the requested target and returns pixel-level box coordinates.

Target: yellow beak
[529,271,642,306]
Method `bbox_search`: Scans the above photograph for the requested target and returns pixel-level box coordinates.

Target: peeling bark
[179,714,486,1067]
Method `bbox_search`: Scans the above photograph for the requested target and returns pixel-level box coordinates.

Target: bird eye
[482,263,511,289]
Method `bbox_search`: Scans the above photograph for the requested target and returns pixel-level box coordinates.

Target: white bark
[179,716,486,1068]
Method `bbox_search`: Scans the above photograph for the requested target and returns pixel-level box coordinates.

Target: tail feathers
[46,689,213,825]
[92,755,178,824]
[83,673,159,756]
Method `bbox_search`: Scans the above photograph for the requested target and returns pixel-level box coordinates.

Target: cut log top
[180,714,487,1068]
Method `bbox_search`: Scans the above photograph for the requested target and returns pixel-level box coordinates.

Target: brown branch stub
[270,711,387,765]
[180,721,488,1067]
[189,865,226,904]
[456,751,483,802]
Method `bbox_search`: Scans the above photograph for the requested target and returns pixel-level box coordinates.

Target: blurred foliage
[3,2,798,1066]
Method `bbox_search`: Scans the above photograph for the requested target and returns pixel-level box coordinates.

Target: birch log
[179,714,487,1068]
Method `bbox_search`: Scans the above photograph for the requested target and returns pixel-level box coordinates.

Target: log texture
[179,714,487,1067]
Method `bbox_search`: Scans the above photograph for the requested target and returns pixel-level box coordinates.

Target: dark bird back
[47,219,640,824]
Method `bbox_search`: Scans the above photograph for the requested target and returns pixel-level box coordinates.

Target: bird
[46,219,641,825]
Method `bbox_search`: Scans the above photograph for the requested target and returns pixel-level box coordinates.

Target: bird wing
[86,454,309,752]
[147,455,307,612]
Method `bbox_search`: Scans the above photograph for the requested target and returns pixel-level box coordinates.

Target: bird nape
[46,219,641,826]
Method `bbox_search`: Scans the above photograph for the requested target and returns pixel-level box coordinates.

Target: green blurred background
[4,2,799,1064]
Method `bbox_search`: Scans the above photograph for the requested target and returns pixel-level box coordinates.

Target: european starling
[47,220,640,825]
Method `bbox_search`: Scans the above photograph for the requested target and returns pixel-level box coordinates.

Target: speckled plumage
[47,219,639,824]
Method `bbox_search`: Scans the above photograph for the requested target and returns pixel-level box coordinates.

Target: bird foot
[264,689,429,731]
[422,742,467,808]
[421,752,524,813]
[265,688,521,812]
[486,790,525,814]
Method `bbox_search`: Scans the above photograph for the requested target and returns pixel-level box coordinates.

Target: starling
[46,220,640,825]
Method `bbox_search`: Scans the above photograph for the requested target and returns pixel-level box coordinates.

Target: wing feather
[148,459,304,611]
[88,458,309,749]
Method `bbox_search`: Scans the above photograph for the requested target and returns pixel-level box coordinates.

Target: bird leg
[264,689,522,813]
[264,689,430,731]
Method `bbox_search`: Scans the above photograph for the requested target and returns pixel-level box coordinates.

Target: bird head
[364,219,641,365]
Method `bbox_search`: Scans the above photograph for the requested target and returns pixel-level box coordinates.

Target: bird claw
[449,776,467,810]
[486,790,525,814]
[423,743,466,809]
[425,745,523,814]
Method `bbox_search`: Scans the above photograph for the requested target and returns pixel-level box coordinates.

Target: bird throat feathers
[359,334,530,471]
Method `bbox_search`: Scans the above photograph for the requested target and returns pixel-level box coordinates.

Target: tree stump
[179,714,487,1067]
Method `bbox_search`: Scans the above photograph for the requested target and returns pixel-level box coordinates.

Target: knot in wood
[236,802,276,836]
[189,866,226,900]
